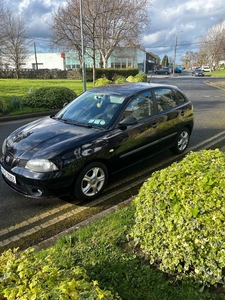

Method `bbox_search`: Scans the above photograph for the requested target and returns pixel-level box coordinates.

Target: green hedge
[23,87,77,109]
[130,149,225,286]
[84,68,139,81]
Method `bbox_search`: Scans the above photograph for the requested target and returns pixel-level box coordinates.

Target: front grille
[3,152,27,169]
[4,153,14,167]
[17,159,28,168]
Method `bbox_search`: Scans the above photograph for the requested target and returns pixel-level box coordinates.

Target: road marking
[1,130,225,251]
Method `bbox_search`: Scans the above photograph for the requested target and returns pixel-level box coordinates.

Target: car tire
[170,127,190,154]
[165,72,168,74]
[74,162,108,200]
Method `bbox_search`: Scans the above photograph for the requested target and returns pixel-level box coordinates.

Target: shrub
[114,76,126,83]
[11,96,23,111]
[133,73,147,82]
[130,149,225,286]
[23,87,77,109]
[126,75,135,82]
[0,247,120,299]
[126,74,147,82]
[94,78,112,86]
[0,97,7,115]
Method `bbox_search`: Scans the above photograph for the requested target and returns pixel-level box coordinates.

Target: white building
[1,53,65,70]
[23,53,65,70]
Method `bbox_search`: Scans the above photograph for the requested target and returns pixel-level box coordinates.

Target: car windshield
[54,90,126,129]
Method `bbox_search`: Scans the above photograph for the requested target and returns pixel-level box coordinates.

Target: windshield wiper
[61,119,93,128]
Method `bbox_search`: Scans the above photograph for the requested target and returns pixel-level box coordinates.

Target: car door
[108,90,160,171]
[152,87,190,150]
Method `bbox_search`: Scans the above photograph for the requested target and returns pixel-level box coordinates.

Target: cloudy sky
[4,0,225,64]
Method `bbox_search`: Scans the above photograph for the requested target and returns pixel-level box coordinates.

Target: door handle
[152,122,159,128]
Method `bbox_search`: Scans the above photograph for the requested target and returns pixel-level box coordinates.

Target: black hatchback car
[1,83,194,200]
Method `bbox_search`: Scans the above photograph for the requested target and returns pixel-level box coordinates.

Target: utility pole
[80,0,86,91]
[173,36,178,76]
[34,43,38,70]
[173,31,183,76]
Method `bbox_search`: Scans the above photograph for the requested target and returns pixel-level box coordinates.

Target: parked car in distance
[201,65,211,72]
[155,67,171,75]
[1,83,194,201]
[174,66,182,73]
[191,69,205,76]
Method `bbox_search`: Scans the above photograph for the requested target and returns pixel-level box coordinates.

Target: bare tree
[0,3,6,49]
[87,0,150,68]
[0,8,30,78]
[50,1,83,63]
[180,51,197,69]
[198,20,225,69]
[51,0,151,77]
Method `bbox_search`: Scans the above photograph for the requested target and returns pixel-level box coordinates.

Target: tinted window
[154,88,177,111]
[173,90,187,104]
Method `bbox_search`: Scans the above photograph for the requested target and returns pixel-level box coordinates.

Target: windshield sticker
[89,119,106,125]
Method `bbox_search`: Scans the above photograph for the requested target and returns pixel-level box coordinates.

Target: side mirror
[118,115,137,127]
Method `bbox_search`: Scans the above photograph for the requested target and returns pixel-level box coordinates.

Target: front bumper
[0,158,73,199]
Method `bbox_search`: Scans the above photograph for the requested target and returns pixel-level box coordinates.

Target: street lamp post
[80,0,86,91]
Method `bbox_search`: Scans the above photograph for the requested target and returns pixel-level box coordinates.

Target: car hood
[6,116,105,160]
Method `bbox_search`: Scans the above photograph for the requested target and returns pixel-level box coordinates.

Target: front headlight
[2,139,6,156]
[25,159,58,172]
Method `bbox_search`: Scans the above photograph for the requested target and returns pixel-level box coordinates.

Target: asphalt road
[1,75,225,251]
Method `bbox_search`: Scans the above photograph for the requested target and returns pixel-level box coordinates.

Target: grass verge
[34,201,225,300]
[0,78,94,116]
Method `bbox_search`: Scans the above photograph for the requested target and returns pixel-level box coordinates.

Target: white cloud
[143,0,225,62]
[4,0,225,62]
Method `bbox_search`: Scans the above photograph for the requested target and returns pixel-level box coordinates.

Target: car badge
[6,156,10,163]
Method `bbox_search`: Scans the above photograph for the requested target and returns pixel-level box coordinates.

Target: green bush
[0,96,7,114]
[0,247,119,299]
[94,78,112,86]
[133,73,147,82]
[114,76,126,83]
[11,96,23,111]
[126,73,147,82]
[130,149,225,286]
[126,75,135,82]
[23,87,77,109]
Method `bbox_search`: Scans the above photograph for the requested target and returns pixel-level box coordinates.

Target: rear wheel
[171,128,190,154]
[74,162,108,200]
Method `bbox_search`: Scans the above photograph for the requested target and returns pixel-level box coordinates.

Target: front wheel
[170,128,190,154]
[74,162,108,200]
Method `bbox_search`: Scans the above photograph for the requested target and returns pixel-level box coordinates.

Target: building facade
[1,47,159,73]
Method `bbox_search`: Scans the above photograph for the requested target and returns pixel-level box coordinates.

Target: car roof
[88,82,179,96]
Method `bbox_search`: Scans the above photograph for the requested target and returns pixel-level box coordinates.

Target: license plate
[1,165,16,184]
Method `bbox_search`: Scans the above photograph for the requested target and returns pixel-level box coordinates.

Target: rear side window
[154,88,177,112]
[173,90,187,104]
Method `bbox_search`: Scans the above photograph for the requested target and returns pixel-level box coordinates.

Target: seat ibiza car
[1,82,194,200]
